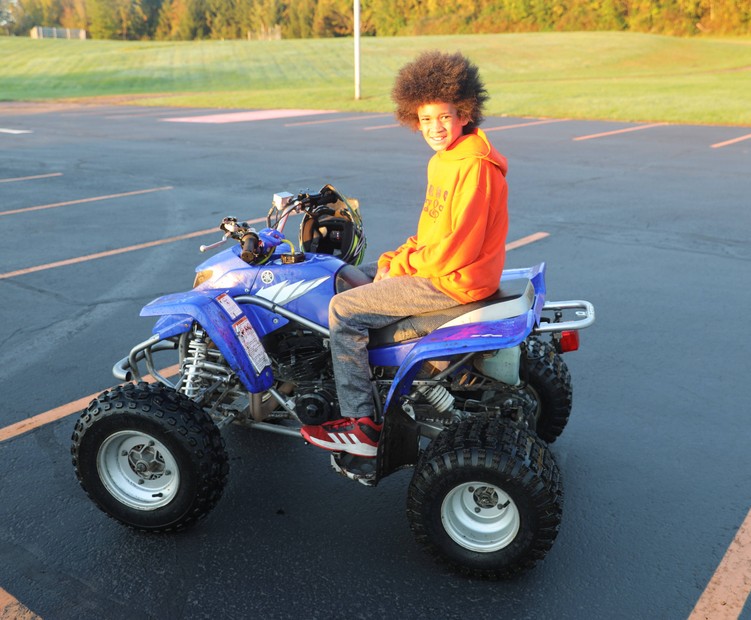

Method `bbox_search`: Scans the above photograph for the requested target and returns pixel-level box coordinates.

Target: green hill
[1,32,749,125]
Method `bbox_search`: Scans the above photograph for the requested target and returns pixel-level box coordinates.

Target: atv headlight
[193,269,213,288]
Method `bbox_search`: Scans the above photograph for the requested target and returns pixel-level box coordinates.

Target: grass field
[1,32,750,125]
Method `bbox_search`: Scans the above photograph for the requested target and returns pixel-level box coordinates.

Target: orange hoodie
[378,128,509,304]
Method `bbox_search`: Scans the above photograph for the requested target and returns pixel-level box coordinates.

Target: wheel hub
[128,442,166,480]
[471,485,500,509]
[441,481,520,553]
[97,431,180,510]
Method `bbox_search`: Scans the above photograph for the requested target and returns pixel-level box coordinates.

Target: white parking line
[0,173,63,184]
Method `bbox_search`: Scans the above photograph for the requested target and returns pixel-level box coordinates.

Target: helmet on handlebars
[299,185,367,266]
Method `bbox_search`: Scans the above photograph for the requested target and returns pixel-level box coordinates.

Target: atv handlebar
[267,187,339,232]
[199,186,341,263]
[198,216,267,263]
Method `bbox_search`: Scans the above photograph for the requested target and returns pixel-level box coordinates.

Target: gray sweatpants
[328,262,458,419]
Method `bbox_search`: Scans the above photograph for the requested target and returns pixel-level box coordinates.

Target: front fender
[141,290,274,393]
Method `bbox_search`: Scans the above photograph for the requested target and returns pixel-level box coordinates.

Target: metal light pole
[354,0,361,100]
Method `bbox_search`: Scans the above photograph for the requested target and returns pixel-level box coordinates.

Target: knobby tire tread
[407,416,562,579]
[71,381,229,533]
[524,338,573,442]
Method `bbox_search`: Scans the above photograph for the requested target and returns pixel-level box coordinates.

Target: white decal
[256,276,329,306]
[260,270,274,284]
[232,316,271,373]
[216,293,242,319]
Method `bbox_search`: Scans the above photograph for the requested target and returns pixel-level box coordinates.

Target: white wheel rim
[441,482,520,552]
[97,431,180,511]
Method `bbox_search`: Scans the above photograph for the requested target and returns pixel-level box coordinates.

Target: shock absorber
[181,326,209,399]
[418,384,456,415]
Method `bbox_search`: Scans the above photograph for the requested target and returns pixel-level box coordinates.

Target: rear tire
[522,338,573,442]
[71,382,229,532]
[407,416,562,579]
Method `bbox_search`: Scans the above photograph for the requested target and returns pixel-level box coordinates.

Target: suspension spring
[181,327,209,399]
[418,384,456,414]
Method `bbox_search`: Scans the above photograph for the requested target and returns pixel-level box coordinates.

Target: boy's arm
[388,167,504,277]
[377,235,418,272]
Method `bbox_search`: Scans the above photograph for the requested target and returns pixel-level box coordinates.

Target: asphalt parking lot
[1,102,750,619]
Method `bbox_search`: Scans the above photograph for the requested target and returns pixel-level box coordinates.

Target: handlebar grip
[240,232,260,263]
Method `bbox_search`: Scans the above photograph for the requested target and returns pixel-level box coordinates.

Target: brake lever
[200,233,231,253]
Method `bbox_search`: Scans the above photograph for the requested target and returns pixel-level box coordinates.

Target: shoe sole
[300,430,378,458]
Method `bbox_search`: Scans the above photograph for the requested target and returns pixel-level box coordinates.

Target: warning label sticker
[232,316,271,373]
[216,293,242,319]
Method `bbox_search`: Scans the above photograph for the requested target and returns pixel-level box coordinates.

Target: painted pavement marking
[689,506,751,620]
[573,122,668,141]
[484,118,570,132]
[0,217,265,280]
[286,113,391,127]
[0,186,173,217]
[711,133,751,149]
[0,173,63,184]
[0,587,40,620]
[0,365,180,444]
[163,109,338,124]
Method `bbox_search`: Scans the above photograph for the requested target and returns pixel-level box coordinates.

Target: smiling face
[417,102,469,152]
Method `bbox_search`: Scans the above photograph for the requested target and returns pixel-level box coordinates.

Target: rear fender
[375,312,536,483]
[381,312,536,413]
[141,290,273,393]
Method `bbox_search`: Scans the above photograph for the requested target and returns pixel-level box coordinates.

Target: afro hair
[392,51,489,132]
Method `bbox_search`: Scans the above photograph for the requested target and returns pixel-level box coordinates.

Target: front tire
[71,382,229,532]
[407,416,562,579]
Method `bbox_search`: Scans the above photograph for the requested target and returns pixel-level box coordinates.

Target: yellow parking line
[0,217,265,280]
[285,114,391,127]
[0,186,173,217]
[0,173,63,184]
[689,506,751,620]
[0,587,40,619]
[0,365,180,444]
[573,122,668,141]
[711,133,751,149]
[363,123,400,131]
[484,118,570,132]
[506,231,549,250]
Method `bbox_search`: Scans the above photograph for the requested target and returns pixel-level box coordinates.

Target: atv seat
[369,278,535,347]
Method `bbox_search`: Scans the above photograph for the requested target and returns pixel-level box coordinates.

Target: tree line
[3,0,749,39]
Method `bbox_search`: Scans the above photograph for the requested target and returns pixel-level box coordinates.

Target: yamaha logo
[260,270,274,284]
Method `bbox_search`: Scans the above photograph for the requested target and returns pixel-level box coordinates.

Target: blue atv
[72,184,594,579]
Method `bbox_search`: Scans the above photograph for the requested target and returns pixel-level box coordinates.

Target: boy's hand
[258,227,284,248]
[374,266,390,282]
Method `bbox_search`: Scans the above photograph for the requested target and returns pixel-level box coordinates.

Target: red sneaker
[301,417,382,457]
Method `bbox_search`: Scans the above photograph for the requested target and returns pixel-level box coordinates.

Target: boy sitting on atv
[301,50,509,457]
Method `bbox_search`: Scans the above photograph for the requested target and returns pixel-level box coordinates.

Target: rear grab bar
[533,300,595,334]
